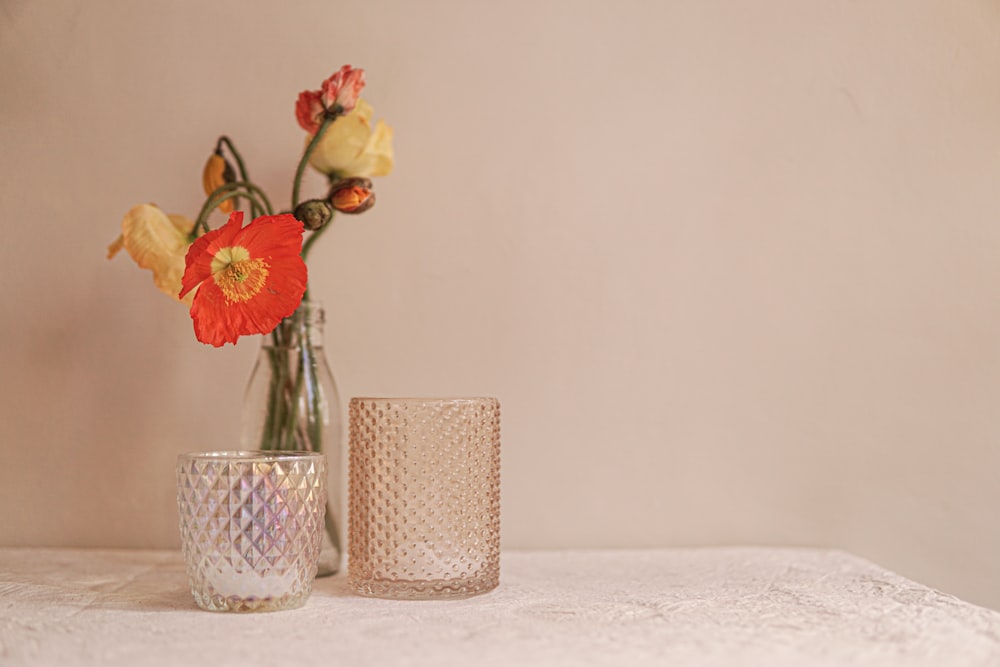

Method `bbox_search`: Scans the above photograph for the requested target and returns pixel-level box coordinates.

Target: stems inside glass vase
[252,305,342,559]
[259,319,318,452]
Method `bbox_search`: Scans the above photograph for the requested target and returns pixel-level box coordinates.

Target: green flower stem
[297,316,340,554]
[259,346,286,449]
[278,379,302,449]
[194,182,273,234]
[278,351,307,449]
[271,321,285,348]
[193,190,264,236]
[242,181,273,214]
[301,220,331,262]
[291,115,335,210]
[262,313,323,454]
[256,309,342,555]
[299,214,335,301]
[262,349,303,452]
[217,135,250,183]
[260,321,297,451]
[301,336,322,451]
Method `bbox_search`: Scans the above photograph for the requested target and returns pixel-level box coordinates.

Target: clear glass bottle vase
[241,300,343,576]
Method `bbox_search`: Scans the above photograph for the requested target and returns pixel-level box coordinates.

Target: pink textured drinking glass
[348,397,501,599]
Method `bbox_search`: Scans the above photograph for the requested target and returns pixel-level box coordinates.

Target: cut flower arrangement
[108,65,392,567]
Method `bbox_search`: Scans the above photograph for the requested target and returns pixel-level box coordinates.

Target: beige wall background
[2,0,1000,608]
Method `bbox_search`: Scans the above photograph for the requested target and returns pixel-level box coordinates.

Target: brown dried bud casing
[329,177,375,214]
[293,199,333,231]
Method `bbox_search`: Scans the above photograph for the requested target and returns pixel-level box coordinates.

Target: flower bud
[293,199,333,231]
[328,178,375,214]
[202,152,236,213]
[321,65,365,115]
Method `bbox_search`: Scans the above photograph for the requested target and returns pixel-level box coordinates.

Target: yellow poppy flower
[308,98,394,178]
[107,204,198,305]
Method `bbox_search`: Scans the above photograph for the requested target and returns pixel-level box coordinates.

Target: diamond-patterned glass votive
[176,451,326,612]
[348,397,501,599]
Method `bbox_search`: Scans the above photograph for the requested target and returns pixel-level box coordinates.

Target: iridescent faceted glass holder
[176,451,327,612]
[348,397,501,599]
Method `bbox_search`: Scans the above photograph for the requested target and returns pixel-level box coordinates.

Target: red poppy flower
[179,211,307,347]
[295,65,366,134]
[321,65,365,113]
[295,89,325,134]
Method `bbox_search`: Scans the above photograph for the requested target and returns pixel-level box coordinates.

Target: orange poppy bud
[202,152,236,213]
[328,178,375,214]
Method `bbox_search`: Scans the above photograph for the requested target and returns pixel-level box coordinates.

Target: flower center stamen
[210,246,269,304]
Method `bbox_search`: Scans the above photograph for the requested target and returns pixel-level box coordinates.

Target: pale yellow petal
[119,204,196,304]
[346,120,394,178]
[107,234,125,259]
[309,112,370,174]
[350,98,375,123]
[307,98,393,178]
[167,214,196,235]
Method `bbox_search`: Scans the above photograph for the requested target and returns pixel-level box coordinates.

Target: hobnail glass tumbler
[176,451,327,612]
[348,397,501,599]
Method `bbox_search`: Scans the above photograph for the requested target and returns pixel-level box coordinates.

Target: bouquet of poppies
[108,64,392,347]
[108,65,391,569]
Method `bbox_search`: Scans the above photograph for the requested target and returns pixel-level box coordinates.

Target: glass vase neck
[265,300,325,349]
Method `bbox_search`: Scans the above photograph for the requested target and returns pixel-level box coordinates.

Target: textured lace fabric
[2,547,999,666]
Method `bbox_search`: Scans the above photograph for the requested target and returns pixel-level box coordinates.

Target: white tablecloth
[1,547,998,666]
